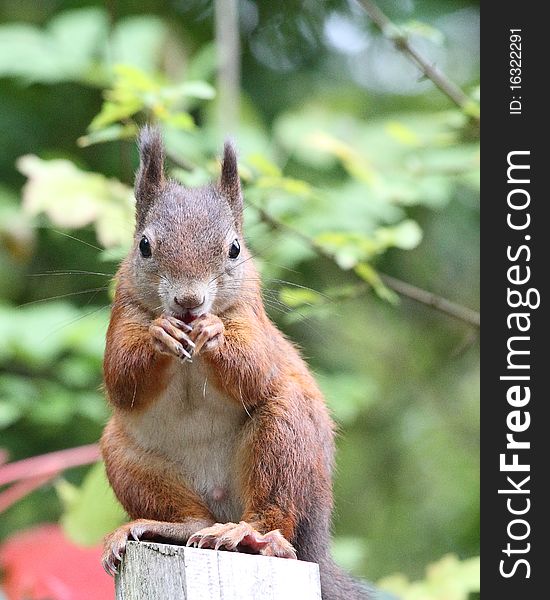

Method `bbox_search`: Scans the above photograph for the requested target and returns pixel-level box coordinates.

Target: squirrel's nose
[174,294,204,310]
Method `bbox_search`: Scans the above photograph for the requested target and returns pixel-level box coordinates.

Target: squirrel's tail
[293,513,370,598]
[318,556,371,599]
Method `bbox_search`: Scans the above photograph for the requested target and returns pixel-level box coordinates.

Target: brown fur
[101,418,214,523]
[103,271,172,411]
[101,127,368,598]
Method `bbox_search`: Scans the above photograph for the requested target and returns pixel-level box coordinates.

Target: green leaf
[89,99,143,130]
[111,63,160,92]
[175,80,216,100]
[463,100,481,120]
[255,176,312,197]
[375,220,423,251]
[0,24,61,82]
[0,302,108,371]
[0,303,77,368]
[99,246,129,263]
[0,8,108,84]
[315,232,371,268]
[0,401,23,428]
[74,391,110,422]
[55,478,80,507]
[386,121,420,146]
[109,16,168,74]
[318,372,378,424]
[77,123,138,147]
[377,554,480,600]
[308,132,376,184]
[332,536,369,574]
[58,356,100,388]
[171,167,211,187]
[17,155,134,250]
[247,154,282,178]
[185,42,217,82]
[162,112,196,130]
[17,155,100,227]
[400,20,445,46]
[58,462,126,546]
[84,63,214,137]
[28,384,77,426]
[0,375,36,426]
[278,287,323,308]
[47,8,109,80]
[354,263,398,303]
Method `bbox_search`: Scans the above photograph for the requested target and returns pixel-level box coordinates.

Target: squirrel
[100,126,368,599]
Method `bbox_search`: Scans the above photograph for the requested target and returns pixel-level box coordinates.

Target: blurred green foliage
[0,0,479,594]
[379,554,480,599]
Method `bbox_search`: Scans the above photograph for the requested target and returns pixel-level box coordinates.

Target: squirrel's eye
[139,236,152,258]
[228,239,240,259]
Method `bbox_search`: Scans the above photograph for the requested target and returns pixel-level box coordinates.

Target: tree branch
[165,149,194,172]
[357,0,479,123]
[0,444,100,486]
[214,0,241,135]
[254,206,480,328]
[379,273,480,327]
[0,473,58,513]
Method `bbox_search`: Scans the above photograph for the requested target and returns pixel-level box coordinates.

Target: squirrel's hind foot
[186,521,297,559]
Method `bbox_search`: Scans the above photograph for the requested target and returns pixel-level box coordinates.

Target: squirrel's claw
[102,527,130,576]
[103,519,206,576]
[103,556,118,577]
[186,521,297,559]
[165,315,193,333]
[150,316,196,361]
[188,314,225,354]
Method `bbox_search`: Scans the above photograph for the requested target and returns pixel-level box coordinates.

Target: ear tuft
[220,141,242,228]
[135,125,165,227]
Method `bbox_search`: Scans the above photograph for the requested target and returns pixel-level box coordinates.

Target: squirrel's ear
[135,125,165,227]
[220,141,243,229]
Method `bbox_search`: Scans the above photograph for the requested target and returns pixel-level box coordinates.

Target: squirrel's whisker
[36,303,109,344]
[18,287,110,308]
[49,229,103,252]
[27,270,114,278]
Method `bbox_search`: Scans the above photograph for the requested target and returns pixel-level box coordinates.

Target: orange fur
[101,417,215,523]
[102,261,335,550]
[100,129,367,597]
[103,266,173,412]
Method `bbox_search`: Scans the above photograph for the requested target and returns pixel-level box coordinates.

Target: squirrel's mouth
[172,310,199,325]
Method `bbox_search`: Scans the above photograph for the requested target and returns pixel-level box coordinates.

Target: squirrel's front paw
[189,313,225,354]
[102,519,202,576]
[150,315,195,361]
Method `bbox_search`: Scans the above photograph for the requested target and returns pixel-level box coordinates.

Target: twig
[165,149,194,172]
[380,273,480,327]
[255,206,480,328]
[0,444,100,486]
[357,0,479,123]
[0,473,59,513]
[214,0,241,135]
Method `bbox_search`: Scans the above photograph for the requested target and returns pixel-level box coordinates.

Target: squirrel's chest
[126,358,247,521]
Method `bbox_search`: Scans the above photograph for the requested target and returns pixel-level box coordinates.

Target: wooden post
[116,541,322,600]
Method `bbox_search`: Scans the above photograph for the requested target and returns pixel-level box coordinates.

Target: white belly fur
[124,358,247,523]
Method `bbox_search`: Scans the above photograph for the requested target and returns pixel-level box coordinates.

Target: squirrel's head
[128,125,249,322]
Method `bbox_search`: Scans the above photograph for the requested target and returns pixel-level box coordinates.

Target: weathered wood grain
[116,541,322,600]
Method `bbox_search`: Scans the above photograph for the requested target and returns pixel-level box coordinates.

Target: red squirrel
[101,126,368,599]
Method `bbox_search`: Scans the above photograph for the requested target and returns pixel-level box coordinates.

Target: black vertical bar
[482,3,546,597]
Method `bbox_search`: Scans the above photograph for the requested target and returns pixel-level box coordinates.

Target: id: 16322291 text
[509,29,522,115]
